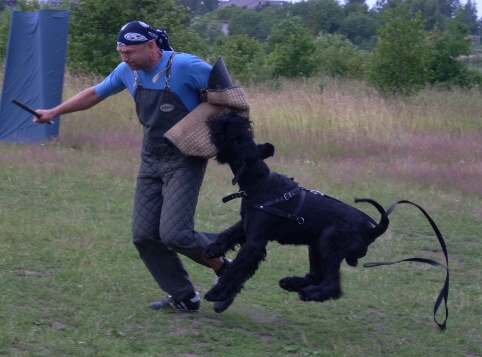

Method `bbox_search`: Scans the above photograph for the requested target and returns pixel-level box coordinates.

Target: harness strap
[294,189,306,217]
[260,186,301,207]
[247,205,302,224]
[242,186,306,224]
[164,52,176,88]
[162,52,176,101]
[363,200,449,330]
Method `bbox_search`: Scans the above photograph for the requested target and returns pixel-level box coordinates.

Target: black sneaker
[148,292,201,312]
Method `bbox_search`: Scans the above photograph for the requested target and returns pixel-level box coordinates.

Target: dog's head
[208,112,274,185]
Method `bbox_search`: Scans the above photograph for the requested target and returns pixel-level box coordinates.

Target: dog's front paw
[203,243,223,259]
[205,285,229,302]
[298,284,342,302]
[279,276,311,292]
[298,285,324,302]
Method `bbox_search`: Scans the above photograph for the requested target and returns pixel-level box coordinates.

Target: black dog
[203,112,389,311]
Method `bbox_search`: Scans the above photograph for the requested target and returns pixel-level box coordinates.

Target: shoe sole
[149,292,200,312]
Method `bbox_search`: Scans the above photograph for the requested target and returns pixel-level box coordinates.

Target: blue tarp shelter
[0,10,70,143]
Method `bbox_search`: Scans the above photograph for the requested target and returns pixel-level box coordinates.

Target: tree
[68,0,207,75]
[267,17,318,77]
[176,0,218,16]
[0,9,10,62]
[256,5,290,41]
[211,34,262,83]
[427,14,481,87]
[220,6,289,42]
[226,8,268,40]
[461,0,479,35]
[410,0,447,31]
[367,3,431,95]
[211,4,247,22]
[377,0,458,31]
[0,0,68,63]
[345,0,367,5]
[314,32,368,78]
[373,0,404,12]
[339,6,380,50]
[291,0,344,35]
[190,16,224,46]
[438,0,461,18]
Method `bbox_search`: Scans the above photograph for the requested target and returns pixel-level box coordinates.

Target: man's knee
[161,230,186,249]
[132,225,161,253]
[160,227,204,252]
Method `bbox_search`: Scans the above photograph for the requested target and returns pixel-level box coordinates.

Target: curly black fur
[207,114,254,165]
[204,112,389,311]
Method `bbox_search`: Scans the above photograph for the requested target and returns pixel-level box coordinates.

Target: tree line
[0,0,481,96]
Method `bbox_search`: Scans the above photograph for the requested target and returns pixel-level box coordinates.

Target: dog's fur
[204,112,389,309]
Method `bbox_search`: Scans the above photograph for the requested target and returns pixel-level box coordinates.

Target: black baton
[11,99,54,125]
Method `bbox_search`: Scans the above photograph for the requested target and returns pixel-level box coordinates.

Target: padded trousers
[132,139,213,301]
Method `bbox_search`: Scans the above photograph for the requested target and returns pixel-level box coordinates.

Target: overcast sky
[363,0,481,15]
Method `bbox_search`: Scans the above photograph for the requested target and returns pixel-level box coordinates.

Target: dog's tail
[354,198,389,243]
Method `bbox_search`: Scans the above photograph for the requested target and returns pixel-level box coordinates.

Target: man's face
[116,42,152,71]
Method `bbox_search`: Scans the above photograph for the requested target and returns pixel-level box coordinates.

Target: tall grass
[1,75,481,356]
[245,78,482,196]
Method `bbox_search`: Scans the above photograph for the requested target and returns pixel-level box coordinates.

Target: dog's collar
[222,191,247,203]
[222,173,273,203]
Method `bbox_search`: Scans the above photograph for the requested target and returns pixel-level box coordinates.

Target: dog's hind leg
[203,220,246,259]
[298,228,343,302]
[279,245,323,292]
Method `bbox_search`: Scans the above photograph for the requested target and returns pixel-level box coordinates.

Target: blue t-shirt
[94,51,212,111]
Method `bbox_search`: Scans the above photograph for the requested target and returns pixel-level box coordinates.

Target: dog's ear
[257,143,275,160]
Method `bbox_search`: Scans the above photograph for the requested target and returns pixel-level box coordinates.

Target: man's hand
[33,109,56,124]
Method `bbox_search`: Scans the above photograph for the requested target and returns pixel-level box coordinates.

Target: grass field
[1,76,481,356]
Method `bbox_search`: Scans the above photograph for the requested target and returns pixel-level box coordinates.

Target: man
[34,21,231,312]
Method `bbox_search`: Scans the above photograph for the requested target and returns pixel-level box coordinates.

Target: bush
[67,0,206,76]
[266,17,318,78]
[211,34,262,84]
[314,32,367,79]
[366,4,431,96]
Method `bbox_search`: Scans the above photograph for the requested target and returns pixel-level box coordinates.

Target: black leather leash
[363,200,449,331]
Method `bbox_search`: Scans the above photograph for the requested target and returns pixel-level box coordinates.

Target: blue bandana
[117,21,173,51]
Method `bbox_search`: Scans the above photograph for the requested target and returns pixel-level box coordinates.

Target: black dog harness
[223,184,378,227]
[222,187,449,330]
[223,185,316,224]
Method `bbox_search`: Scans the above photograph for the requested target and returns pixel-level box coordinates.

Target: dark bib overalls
[131,54,212,300]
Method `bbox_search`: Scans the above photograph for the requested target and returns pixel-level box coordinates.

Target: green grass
[0,77,481,356]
